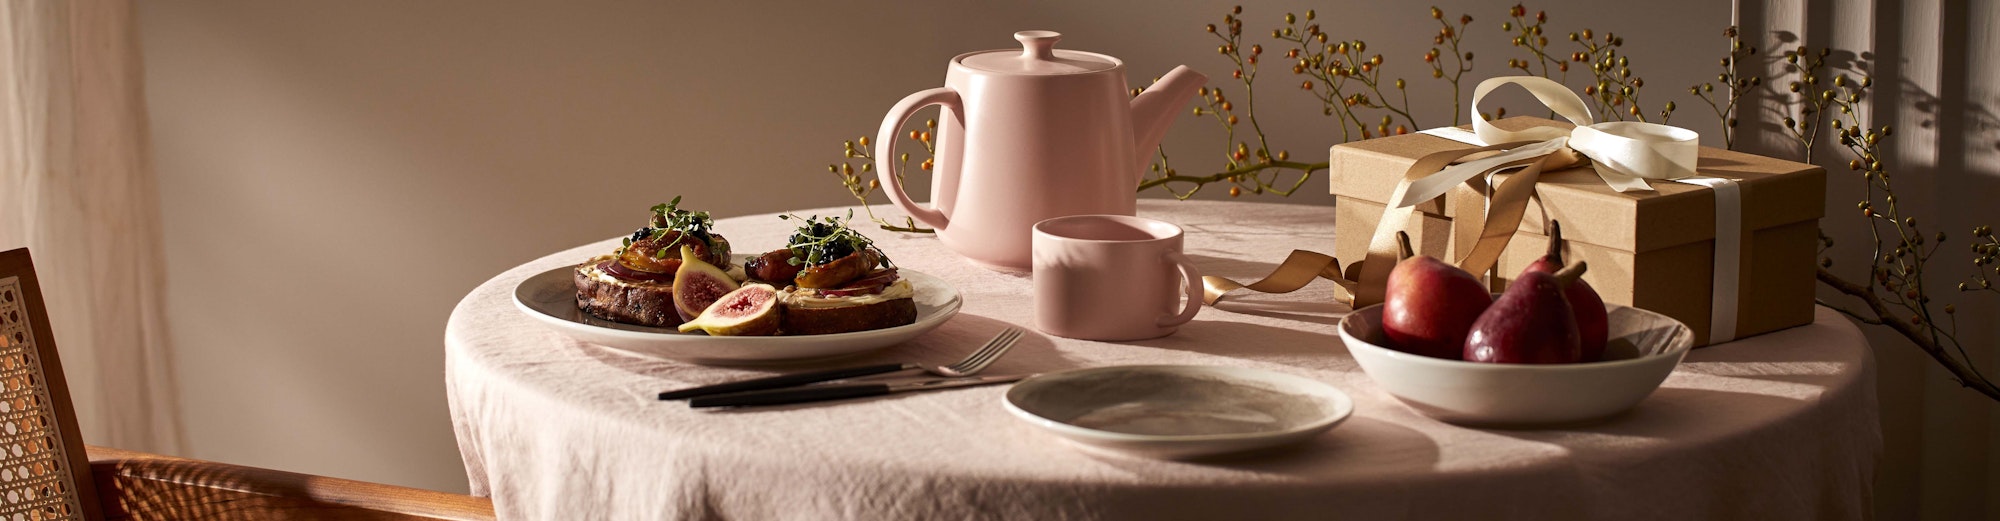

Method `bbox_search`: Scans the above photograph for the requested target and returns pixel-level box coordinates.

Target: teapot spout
[1128,65,1208,177]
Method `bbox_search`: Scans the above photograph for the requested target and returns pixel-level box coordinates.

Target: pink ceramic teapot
[875,30,1206,270]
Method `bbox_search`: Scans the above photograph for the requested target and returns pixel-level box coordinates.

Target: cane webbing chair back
[0,249,103,520]
[0,247,492,520]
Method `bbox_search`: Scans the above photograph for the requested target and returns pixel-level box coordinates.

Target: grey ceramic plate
[1004,365,1353,459]
[513,255,962,365]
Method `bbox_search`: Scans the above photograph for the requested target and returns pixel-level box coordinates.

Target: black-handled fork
[657,327,1024,400]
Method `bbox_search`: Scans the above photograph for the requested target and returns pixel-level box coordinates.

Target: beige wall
[137,0,1754,496]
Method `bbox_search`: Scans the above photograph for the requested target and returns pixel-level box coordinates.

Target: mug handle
[874,87,959,231]
[1159,251,1203,327]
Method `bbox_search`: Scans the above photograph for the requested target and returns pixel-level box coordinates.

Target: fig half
[672,244,739,322]
[678,283,782,336]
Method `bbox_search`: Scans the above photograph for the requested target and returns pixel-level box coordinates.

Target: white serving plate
[1004,365,1353,459]
[1338,303,1693,426]
[513,256,962,365]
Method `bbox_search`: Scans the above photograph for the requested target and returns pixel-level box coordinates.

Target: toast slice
[779,279,917,335]
[573,255,683,327]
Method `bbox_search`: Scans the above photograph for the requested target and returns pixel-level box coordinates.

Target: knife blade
[687,374,1029,409]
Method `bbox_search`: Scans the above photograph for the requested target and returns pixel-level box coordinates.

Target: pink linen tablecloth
[446,200,1879,520]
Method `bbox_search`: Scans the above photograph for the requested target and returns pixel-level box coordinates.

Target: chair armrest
[85,445,495,520]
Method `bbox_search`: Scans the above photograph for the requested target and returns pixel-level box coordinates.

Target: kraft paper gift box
[1329,117,1827,346]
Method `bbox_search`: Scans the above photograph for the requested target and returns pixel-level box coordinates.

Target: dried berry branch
[1964,227,2000,296]
[1143,7,1326,199]
[1568,28,1670,122]
[1781,67,2000,401]
[1501,5,1567,85]
[1424,7,1477,127]
[1275,11,1419,141]
[825,122,937,233]
[1490,5,1674,123]
[1147,6,1484,198]
[1778,46,1838,163]
[1689,26,1759,149]
[1292,35,1420,136]
[1819,268,1999,399]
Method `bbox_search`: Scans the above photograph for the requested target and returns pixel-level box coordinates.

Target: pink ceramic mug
[1032,215,1202,341]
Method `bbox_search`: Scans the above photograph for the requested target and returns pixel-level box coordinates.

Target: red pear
[1382,255,1494,359]
[1465,263,1586,364]
[1521,221,1609,361]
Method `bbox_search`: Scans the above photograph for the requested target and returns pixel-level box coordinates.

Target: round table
[446,200,1879,520]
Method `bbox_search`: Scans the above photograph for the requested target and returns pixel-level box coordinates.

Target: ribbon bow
[1401,76,1701,208]
[1205,76,1708,311]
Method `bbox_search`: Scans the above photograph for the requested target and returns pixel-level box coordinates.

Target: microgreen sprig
[650,196,715,240]
[616,196,720,259]
[779,211,890,269]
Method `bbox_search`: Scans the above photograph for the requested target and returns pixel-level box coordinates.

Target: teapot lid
[956,31,1120,75]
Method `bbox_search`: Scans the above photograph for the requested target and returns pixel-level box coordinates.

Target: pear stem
[1553,261,1588,288]
[1546,220,1565,265]
[1395,231,1415,260]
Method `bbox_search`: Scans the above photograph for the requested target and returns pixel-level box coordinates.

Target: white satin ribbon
[1405,76,1743,344]
[1677,177,1742,343]
[1395,76,1700,208]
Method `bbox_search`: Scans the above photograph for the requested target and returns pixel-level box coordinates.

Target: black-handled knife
[657,363,917,400]
[688,374,1028,409]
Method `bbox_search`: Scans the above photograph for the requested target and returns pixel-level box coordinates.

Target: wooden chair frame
[2,248,493,520]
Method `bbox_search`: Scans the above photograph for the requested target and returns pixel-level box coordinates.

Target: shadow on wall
[1738,21,2000,520]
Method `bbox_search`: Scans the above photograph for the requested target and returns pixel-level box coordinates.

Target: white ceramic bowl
[1337,303,1693,426]
[1003,365,1353,459]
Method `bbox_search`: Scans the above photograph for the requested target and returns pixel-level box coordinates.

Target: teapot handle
[875,87,959,231]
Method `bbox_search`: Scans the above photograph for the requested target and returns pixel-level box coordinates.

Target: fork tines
[947,327,1023,375]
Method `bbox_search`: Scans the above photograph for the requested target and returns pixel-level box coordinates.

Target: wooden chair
[0,248,495,520]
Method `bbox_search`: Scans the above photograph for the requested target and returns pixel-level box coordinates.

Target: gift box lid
[1329,117,1828,253]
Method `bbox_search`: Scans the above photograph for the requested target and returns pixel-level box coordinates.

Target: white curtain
[0,0,182,452]
[1738,0,2000,518]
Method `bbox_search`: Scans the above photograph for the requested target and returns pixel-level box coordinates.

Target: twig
[1818,267,2000,400]
[1423,8,1476,126]
[825,127,938,234]
[1691,26,1758,149]
[1137,160,1330,193]
[1779,46,1837,163]
[1143,7,1322,199]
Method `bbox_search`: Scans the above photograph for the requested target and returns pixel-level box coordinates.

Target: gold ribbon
[1204,76,1701,309]
[1201,250,1346,305]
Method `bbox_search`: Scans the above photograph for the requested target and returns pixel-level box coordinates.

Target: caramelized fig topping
[614,196,729,271]
[746,249,804,285]
[795,250,880,289]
